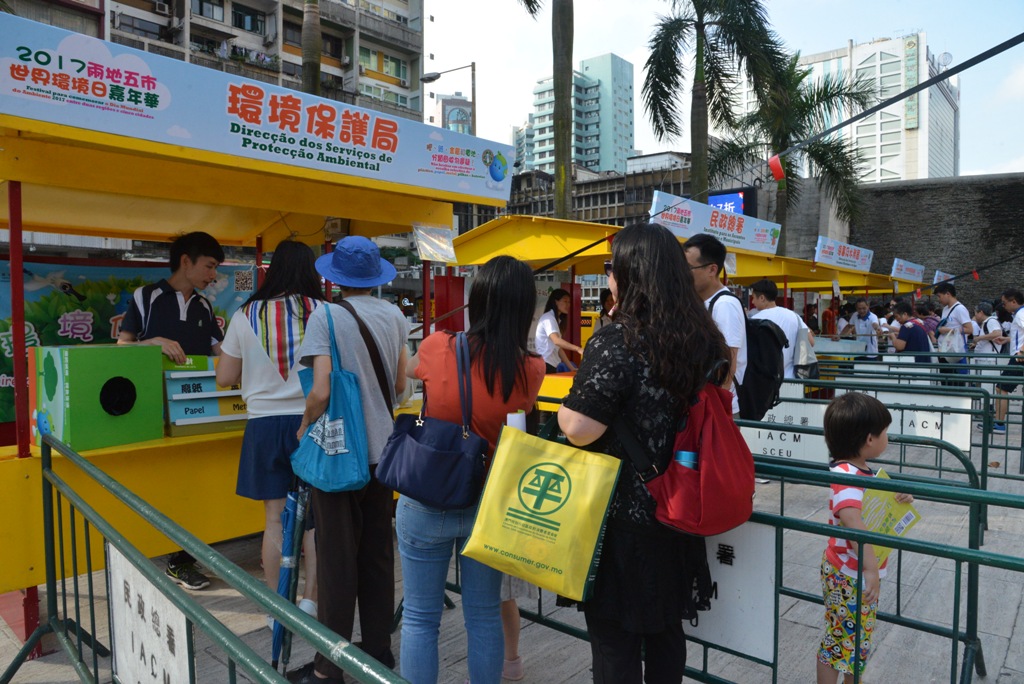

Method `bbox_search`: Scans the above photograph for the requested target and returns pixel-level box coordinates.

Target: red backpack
[616,382,755,536]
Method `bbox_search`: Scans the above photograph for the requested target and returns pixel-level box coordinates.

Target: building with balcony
[9,0,427,121]
[521,53,635,175]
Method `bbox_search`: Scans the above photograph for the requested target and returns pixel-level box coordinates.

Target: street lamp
[420,62,476,136]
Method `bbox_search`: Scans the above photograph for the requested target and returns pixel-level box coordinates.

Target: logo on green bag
[517,462,571,515]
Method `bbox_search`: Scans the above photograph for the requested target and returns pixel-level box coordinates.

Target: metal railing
[1,435,407,684]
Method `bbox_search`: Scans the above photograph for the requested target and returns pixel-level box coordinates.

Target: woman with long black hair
[535,288,583,372]
[398,256,546,684]
[216,240,324,620]
[558,223,730,683]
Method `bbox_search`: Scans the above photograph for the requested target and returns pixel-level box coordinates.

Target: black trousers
[311,467,395,678]
[585,610,687,684]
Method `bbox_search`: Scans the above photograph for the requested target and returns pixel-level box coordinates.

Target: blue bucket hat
[315,236,397,288]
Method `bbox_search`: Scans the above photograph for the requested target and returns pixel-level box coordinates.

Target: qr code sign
[234,269,254,293]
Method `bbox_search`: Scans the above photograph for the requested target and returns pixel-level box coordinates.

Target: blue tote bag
[291,304,371,492]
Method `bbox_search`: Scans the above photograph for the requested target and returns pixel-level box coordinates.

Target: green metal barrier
[0,435,408,684]
[497,399,1024,683]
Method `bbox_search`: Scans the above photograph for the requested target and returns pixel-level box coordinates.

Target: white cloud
[167,125,191,138]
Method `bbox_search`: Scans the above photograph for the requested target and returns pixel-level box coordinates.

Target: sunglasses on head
[604,260,613,277]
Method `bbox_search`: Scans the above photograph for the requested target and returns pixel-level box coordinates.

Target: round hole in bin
[99,376,137,416]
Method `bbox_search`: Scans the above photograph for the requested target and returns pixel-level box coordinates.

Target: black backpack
[708,291,788,421]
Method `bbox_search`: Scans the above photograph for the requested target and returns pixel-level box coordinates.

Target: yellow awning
[0,114,504,249]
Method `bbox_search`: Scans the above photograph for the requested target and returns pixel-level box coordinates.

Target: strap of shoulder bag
[612,357,725,484]
[337,300,394,412]
[455,332,474,435]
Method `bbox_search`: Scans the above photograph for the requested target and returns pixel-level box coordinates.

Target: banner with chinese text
[0,14,514,203]
[0,260,254,423]
[813,236,873,272]
[649,190,781,255]
[891,258,925,281]
[933,270,955,284]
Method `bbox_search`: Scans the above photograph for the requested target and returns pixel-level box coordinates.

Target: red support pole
[255,235,264,289]
[9,181,29,460]
[323,240,334,300]
[7,181,42,658]
[422,260,432,336]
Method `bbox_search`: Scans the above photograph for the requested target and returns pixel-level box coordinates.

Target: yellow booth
[0,12,517,608]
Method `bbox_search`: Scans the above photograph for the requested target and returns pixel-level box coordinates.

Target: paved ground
[3,429,1024,683]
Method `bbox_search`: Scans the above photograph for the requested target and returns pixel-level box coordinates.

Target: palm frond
[643,13,695,140]
[516,0,543,17]
[803,137,865,223]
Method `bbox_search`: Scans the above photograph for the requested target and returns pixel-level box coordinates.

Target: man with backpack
[684,235,747,417]
[749,279,813,379]
[971,302,1003,366]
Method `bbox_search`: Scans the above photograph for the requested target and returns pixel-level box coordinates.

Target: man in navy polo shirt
[119,231,225,589]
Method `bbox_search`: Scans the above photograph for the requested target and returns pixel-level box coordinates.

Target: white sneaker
[297,598,317,618]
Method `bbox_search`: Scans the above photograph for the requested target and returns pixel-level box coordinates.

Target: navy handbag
[376,332,489,510]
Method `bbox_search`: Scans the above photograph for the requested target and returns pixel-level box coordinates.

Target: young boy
[118,231,225,590]
[816,392,913,683]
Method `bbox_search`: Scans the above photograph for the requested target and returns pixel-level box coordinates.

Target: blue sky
[426,0,1024,176]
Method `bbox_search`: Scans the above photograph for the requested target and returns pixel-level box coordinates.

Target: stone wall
[849,173,1024,305]
[780,173,1024,305]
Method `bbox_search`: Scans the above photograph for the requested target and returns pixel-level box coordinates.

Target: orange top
[414,332,546,454]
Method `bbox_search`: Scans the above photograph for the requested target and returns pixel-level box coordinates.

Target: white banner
[814,236,873,272]
[0,14,514,202]
[891,258,925,281]
[649,190,781,255]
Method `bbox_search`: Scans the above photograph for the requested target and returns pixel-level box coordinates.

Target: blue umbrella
[272,484,310,669]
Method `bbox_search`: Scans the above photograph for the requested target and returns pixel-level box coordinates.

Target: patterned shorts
[817,551,877,675]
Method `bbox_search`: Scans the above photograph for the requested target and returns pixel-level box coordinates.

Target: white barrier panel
[687,522,776,663]
[836,388,973,451]
[107,544,193,683]
[741,384,828,463]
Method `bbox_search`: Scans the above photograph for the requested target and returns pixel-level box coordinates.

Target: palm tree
[708,53,875,256]
[517,0,574,219]
[301,0,321,96]
[643,0,786,203]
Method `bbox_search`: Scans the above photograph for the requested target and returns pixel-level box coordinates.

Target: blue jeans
[396,496,503,684]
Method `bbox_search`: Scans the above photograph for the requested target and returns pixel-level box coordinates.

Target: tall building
[430,91,473,134]
[523,53,635,174]
[799,34,959,182]
[9,0,427,122]
[713,33,959,183]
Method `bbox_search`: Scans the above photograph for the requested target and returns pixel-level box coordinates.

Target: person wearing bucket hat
[289,236,409,683]
[314,235,398,289]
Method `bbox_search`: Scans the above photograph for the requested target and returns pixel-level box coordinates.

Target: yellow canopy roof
[452,215,617,272]
[0,114,497,249]
[453,216,922,293]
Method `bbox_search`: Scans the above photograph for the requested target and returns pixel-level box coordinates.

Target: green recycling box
[29,344,165,451]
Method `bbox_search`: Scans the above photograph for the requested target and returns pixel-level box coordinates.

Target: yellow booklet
[861,469,920,564]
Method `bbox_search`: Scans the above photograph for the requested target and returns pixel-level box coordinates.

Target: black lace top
[562,322,683,526]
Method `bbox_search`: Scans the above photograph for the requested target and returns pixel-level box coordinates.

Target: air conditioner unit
[153,1,170,15]
[111,11,122,28]
[358,64,366,75]
[263,33,275,47]
[341,55,351,67]
[400,78,408,88]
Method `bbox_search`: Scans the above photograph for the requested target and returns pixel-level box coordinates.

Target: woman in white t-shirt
[534,288,583,373]
[216,240,325,620]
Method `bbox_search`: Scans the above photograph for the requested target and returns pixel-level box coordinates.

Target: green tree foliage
[643,0,786,202]
[709,53,875,255]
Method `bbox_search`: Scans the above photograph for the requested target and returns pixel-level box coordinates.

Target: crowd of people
[124,227,1021,684]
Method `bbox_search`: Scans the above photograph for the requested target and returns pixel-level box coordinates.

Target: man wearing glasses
[683,234,747,416]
